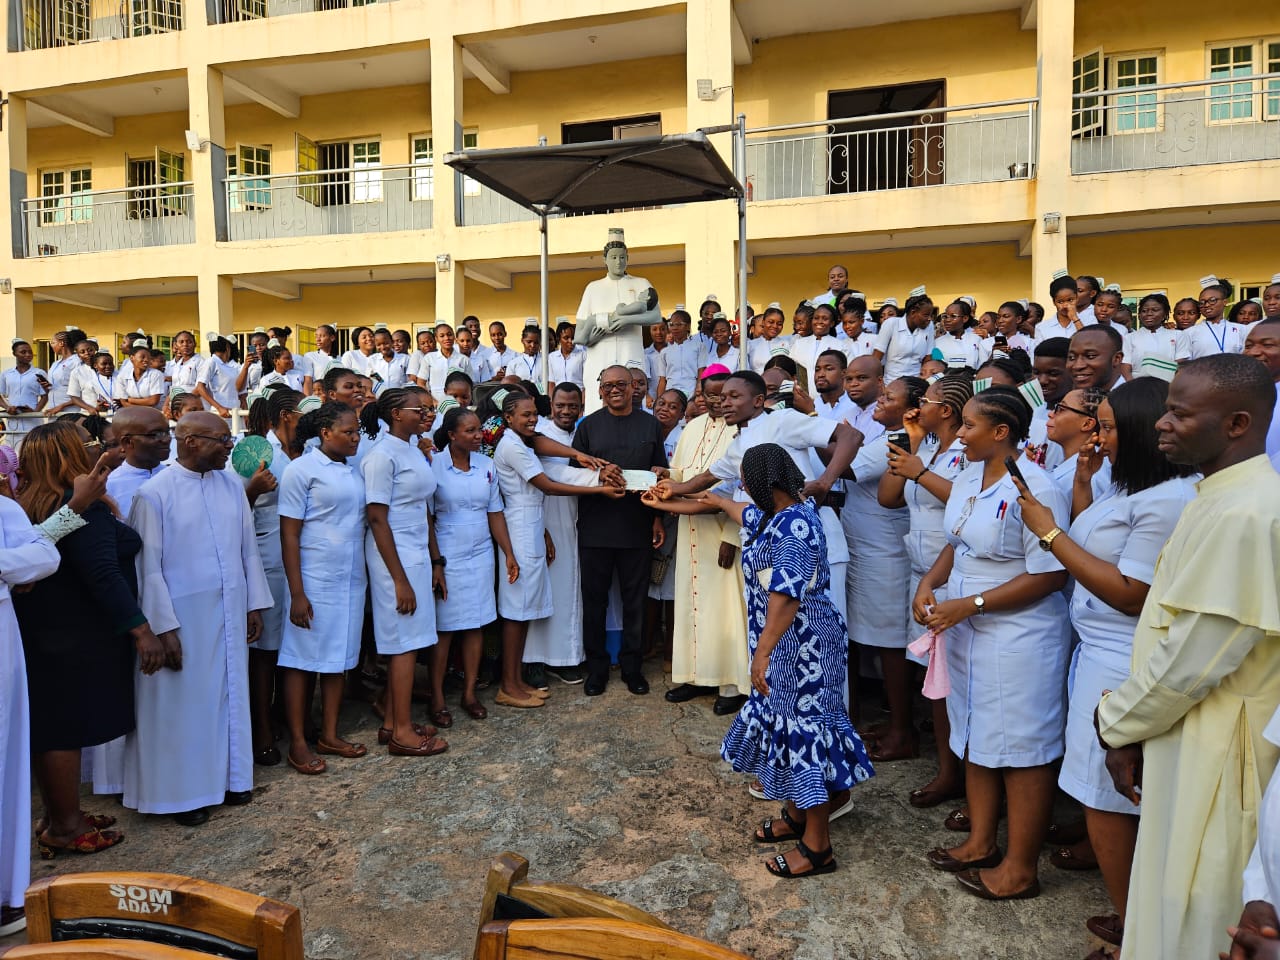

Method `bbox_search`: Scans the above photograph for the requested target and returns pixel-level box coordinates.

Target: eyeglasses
[1199,297,1223,305]
[919,396,946,406]
[398,407,429,415]
[121,429,172,441]
[1052,401,1092,417]
[188,434,234,447]
[600,382,631,392]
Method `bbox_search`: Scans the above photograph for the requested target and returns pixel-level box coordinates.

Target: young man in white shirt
[875,295,936,383]
[486,321,518,381]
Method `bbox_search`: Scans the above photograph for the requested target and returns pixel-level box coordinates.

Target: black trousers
[579,544,650,680]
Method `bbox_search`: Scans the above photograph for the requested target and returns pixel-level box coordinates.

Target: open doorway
[827,81,945,193]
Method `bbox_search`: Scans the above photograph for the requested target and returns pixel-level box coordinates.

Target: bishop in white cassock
[124,413,272,822]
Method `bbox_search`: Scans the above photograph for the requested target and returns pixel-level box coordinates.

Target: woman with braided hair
[357,389,447,757]
[690,443,872,878]
[913,385,1070,901]
[278,400,368,775]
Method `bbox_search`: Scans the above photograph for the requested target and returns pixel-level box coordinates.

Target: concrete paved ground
[6,670,1113,960]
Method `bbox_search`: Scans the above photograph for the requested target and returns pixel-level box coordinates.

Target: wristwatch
[1039,527,1064,552]
[431,556,447,568]
[972,594,985,615]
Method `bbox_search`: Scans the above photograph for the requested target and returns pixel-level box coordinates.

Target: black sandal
[766,839,837,878]
[755,806,805,842]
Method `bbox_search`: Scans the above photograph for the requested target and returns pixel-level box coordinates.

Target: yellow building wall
[1068,223,1279,301]
[33,292,197,346]
[28,111,190,194]
[1075,0,1280,81]
[750,244,1032,317]
[735,10,1038,128]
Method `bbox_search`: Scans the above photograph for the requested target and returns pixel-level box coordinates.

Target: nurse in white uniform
[1013,378,1196,942]
[359,389,448,757]
[278,400,368,775]
[881,373,973,808]
[914,385,1070,901]
[492,391,618,708]
[428,401,516,727]
[842,376,919,762]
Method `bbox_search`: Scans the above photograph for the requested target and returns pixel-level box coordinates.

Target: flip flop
[287,753,326,775]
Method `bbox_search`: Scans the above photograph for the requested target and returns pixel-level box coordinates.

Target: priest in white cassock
[124,412,272,826]
[576,228,662,414]
[524,382,596,684]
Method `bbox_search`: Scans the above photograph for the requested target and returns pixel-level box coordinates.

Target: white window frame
[1072,48,1104,138]
[350,138,381,204]
[1108,51,1162,134]
[1205,39,1280,125]
[410,130,479,201]
[227,144,271,212]
[38,166,92,225]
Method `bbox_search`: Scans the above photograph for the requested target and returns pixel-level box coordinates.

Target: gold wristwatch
[1039,527,1064,551]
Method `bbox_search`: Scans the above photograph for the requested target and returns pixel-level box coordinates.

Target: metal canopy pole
[736,113,749,372]
[539,208,550,390]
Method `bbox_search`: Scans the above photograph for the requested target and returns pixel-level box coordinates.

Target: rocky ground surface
[5,670,1113,960]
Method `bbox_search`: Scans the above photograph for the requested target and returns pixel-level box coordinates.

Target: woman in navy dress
[704,443,873,878]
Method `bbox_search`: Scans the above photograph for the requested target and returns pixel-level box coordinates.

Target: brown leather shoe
[955,868,1040,901]
[925,846,1003,873]
[1085,914,1123,946]
[495,690,544,708]
[377,723,437,745]
[388,735,448,757]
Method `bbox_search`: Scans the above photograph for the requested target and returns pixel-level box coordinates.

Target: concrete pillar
[685,0,741,314]
[1031,0,1073,299]
[435,260,465,327]
[2,95,28,261]
[0,288,34,353]
[188,66,228,245]
[197,273,234,343]
[429,37,464,234]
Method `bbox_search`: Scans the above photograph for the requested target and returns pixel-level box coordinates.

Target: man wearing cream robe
[1096,355,1280,960]
[667,376,749,698]
[124,413,272,822]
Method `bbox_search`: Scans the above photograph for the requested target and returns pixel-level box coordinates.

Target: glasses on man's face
[122,429,172,442]
[600,381,631,393]
[188,434,234,447]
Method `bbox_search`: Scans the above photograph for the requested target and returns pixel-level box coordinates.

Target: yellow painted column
[435,260,465,327]
[0,289,35,355]
[1031,0,1073,299]
[188,66,228,248]
[684,0,740,314]
[429,36,464,235]
[0,95,31,347]
[197,273,234,343]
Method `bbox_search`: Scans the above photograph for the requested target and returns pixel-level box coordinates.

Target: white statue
[576,227,661,413]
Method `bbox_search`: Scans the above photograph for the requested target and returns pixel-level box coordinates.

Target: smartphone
[1004,455,1027,486]
[887,430,909,451]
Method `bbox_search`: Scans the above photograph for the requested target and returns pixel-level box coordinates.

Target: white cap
[1200,274,1219,289]
[882,297,899,308]
[1095,277,1106,288]
[1104,283,1122,293]
[1051,269,1069,280]
[1017,298,1030,310]
[704,293,719,302]
[675,304,686,311]
[625,358,647,371]
[297,396,322,414]
[1271,273,1280,286]
[712,311,726,320]
[555,316,569,323]
[10,338,24,346]
[908,285,926,298]
[266,338,281,348]
[253,326,266,334]
[847,290,865,299]
[959,295,976,309]
[204,331,218,342]
[131,338,150,348]
[767,301,782,310]
[373,322,388,331]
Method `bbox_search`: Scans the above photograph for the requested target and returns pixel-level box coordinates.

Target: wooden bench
[24,873,301,960]
[475,918,752,960]
[1,939,214,960]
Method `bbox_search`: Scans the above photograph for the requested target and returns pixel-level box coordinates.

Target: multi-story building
[1,0,1277,358]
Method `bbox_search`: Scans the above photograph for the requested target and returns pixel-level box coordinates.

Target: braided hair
[432,405,480,453]
[932,374,974,424]
[970,385,1033,442]
[895,376,929,409]
[296,400,354,448]
[358,386,413,438]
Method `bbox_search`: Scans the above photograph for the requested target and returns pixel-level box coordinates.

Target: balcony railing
[22,183,195,257]
[743,99,1038,202]
[461,183,539,227]
[17,0,182,49]
[213,0,392,23]
[225,164,432,241]
[1071,74,1280,174]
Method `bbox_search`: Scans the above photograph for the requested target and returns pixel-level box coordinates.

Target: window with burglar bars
[39,168,92,225]
[1206,39,1280,123]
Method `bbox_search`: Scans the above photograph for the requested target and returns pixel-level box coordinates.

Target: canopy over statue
[576,228,662,412]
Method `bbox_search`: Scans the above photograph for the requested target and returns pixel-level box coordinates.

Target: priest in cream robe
[525,383,597,679]
[1095,355,1280,960]
[1229,702,1280,958]
[576,228,661,414]
[124,412,272,825]
[660,372,749,703]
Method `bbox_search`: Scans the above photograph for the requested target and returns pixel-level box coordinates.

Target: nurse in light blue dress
[1012,378,1197,940]
[879,373,974,809]
[359,388,448,758]
[913,385,1070,902]
[243,387,304,768]
[428,403,517,728]
[278,401,367,775]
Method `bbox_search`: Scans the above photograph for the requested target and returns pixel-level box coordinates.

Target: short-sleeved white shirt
[876,317,935,383]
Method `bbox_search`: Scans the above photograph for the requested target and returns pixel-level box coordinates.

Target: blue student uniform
[277,447,367,673]
[493,430,552,621]
[943,459,1070,767]
[430,448,503,632]
[361,433,438,656]
[247,430,292,652]
[1059,476,1197,813]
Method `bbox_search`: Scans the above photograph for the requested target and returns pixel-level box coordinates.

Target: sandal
[908,782,966,809]
[755,806,805,843]
[37,827,124,860]
[388,735,449,757]
[1050,844,1099,871]
[317,739,367,758]
[430,708,454,729]
[461,700,488,720]
[34,811,116,838]
[377,723,436,746]
[765,839,837,878]
[287,753,326,775]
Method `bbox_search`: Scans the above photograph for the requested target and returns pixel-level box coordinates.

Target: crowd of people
[2,265,1280,960]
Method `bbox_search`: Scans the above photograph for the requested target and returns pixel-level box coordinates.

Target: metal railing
[743,99,1038,201]
[16,0,182,49]
[1071,74,1280,174]
[213,0,392,23]
[461,182,539,227]
[22,182,195,257]
[226,164,432,240]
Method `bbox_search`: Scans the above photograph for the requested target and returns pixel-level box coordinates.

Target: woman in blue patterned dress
[703,443,873,878]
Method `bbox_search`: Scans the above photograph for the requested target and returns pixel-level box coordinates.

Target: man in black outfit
[572,364,669,696]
